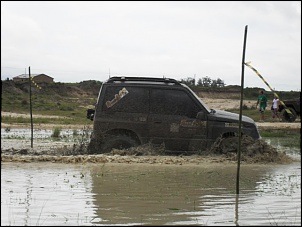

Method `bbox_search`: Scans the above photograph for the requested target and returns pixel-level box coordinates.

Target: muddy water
[1,128,301,225]
[1,160,301,226]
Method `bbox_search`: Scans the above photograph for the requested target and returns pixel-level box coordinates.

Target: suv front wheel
[101,134,139,153]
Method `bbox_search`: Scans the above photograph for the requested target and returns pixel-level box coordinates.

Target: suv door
[149,87,207,151]
[99,85,149,138]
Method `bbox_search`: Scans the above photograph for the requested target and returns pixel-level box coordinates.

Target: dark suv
[87,77,260,154]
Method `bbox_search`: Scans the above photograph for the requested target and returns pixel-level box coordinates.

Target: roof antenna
[109,68,111,78]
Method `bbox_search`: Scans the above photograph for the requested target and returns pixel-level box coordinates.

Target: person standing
[256,90,267,122]
[271,94,280,121]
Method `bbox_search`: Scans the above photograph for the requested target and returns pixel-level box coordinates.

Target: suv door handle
[153,121,162,124]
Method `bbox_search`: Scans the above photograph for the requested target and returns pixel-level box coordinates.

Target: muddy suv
[87,77,260,154]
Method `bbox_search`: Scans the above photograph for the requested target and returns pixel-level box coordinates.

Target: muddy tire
[219,136,238,154]
[281,107,297,122]
[101,134,138,153]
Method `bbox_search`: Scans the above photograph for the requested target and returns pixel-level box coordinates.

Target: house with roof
[13,74,54,83]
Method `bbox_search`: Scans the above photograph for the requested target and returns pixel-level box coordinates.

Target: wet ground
[1,127,301,226]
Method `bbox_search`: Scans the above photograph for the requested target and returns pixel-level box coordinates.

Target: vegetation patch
[259,128,300,149]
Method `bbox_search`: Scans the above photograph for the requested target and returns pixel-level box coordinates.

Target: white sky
[1,1,301,91]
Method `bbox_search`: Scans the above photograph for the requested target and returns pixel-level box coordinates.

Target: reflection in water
[89,162,301,226]
[1,161,301,226]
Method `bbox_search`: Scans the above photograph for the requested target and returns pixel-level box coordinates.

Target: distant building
[13,74,54,83]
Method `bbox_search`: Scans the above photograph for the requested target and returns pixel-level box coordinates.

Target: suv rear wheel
[101,134,138,153]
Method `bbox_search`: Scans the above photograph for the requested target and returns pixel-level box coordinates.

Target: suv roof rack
[107,76,181,85]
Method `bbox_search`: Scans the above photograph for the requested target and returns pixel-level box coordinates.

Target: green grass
[258,128,301,137]
[259,128,301,149]
[276,137,301,148]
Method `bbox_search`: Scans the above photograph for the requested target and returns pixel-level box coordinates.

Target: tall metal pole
[237,25,248,194]
[29,66,33,148]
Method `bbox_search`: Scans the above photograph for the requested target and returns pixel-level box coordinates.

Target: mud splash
[1,135,293,164]
[208,135,292,163]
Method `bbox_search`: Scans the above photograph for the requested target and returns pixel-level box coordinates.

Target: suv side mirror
[196,111,206,120]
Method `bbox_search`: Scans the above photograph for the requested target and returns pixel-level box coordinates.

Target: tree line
[180,76,225,87]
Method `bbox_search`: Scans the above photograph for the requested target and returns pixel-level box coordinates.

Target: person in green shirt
[256,90,267,122]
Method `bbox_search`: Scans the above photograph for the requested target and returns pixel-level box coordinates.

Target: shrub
[51,127,62,138]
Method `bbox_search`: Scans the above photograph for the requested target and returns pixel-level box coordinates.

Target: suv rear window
[102,86,149,113]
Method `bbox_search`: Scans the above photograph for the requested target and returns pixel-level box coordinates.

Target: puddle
[1,161,300,226]
[1,128,301,226]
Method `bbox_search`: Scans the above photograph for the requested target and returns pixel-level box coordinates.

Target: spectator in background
[271,94,280,121]
[256,90,267,122]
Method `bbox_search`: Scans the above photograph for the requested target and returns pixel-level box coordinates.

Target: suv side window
[102,86,149,113]
[150,88,200,118]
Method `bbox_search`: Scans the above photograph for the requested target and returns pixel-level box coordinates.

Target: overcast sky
[1,1,301,91]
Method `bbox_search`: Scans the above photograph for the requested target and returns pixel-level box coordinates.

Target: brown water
[1,160,301,226]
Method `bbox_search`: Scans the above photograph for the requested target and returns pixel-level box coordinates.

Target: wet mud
[1,135,293,165]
